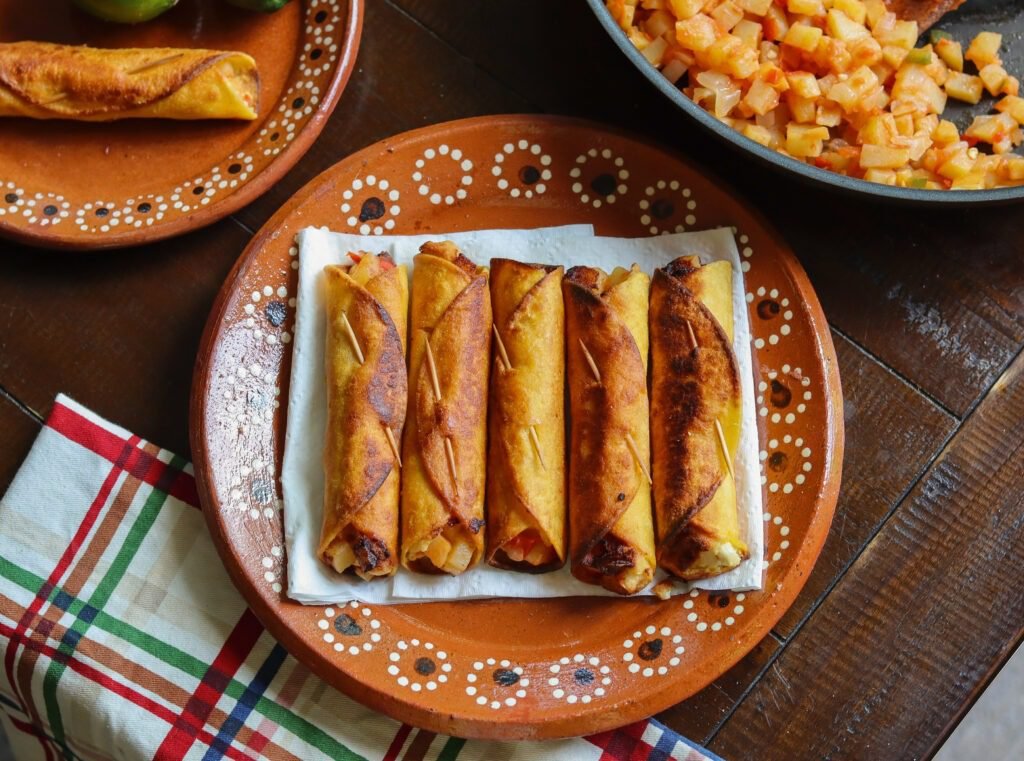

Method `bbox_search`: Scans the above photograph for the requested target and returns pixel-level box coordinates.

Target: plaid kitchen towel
[0,395,720,761]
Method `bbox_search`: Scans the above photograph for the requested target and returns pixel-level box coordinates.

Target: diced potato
[786,124,830,157]
[863,168,897,184]
[833,0,866,24]
[895,113,915,137]
[945,71,984,104]
[711,1,744,31]
[442,539,474,574]
[859,113,896,145]
[744,78,782,115]
[786,92,817,123]
[875,19,919,50]
[742,123,774,146]
[881,45,908,69]
[979,64,1009,96]
[860,143,910,168]
[849,35,883,68]
[425,535,452,569]
[329,541,356,573]
[733,19,763,48]
[762,4,790,42]
[1006,157,1024,181]
[787,0,824,16]
[783,22,823,53]
[965,31,1001,68]
[934,38,963,72]
[996,95,1024,125]
[814,37,853,74]
[932,119,959,145]
[816,101,842,126]
[964,113,1018,146]
[668,0,704,17]
[864,0,887,28]
[736,0,773,14]
[788,71,822,98]
[893,64,947,114]
[618,0,1024,189]
[827,9,869,42]
[950,172,986,190]
[937,150,974,180]
[676,14,718,51]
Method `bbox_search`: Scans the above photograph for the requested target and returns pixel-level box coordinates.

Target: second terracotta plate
[191,115,844,740]
[0,0,361,250]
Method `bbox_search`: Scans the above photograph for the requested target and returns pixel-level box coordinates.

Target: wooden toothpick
[384,425,402,468]
[423,340,442,401]
[624,432,653,486]
[492,325,512,372]
[528,425,547,471]
[340,312,365,364]
[578,339,602,384]
[684,319,699,352]
[128,52,186,75]
[444,437,459,495]
[714,419,735,479]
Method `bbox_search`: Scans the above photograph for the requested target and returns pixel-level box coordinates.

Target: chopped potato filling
[610,0,1024,189]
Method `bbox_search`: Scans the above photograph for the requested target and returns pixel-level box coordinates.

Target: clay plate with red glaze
[191,115,844,740]
[0,0,362,250]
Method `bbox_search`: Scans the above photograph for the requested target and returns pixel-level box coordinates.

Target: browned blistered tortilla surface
[886,0,965,30]
[649,265,741,563]
[486,259,566,569]
[319,264,407,574]
[0,42,258,119]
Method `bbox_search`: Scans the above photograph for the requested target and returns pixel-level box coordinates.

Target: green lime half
[73,0,179,24]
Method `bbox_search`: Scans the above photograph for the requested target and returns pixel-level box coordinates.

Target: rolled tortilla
[319,253,408,580]
[486,259,566,572]
[563,264,656,595]
[0,42,259,121]
[401,241,492,574]
[650,256,748,580]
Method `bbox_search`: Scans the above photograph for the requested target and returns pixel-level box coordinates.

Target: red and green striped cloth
[0,395,718,761]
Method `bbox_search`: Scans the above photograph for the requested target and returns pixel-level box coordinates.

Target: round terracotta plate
[191,115,844,740]
[0,0,362,250]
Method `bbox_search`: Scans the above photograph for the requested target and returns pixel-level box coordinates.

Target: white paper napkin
[283,225,764,604]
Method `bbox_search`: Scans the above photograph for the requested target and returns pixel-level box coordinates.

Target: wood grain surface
[1,1,1022,756]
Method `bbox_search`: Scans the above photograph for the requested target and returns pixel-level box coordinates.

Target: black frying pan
[587,0,1024,204]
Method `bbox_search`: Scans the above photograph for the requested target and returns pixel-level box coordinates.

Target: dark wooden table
[2,2,1022,758]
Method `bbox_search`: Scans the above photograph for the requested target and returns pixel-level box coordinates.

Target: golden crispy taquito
[319,253,408,580]
[0,42,258,121]
[486,259,566,572]
[563,264,656,595]
[650,256,748,580]
[401,242,492,575]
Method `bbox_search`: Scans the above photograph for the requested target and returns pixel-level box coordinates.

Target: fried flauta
[401,242,492,574]
[563,264,656,595]
[0,43,258,121]
[320,253,408,580]
[650,256,748,580]
[486,259,566,572]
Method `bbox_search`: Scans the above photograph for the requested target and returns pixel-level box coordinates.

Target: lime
[72,0,179,24]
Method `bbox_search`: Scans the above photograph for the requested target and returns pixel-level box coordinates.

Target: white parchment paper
[282,225,764,604]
